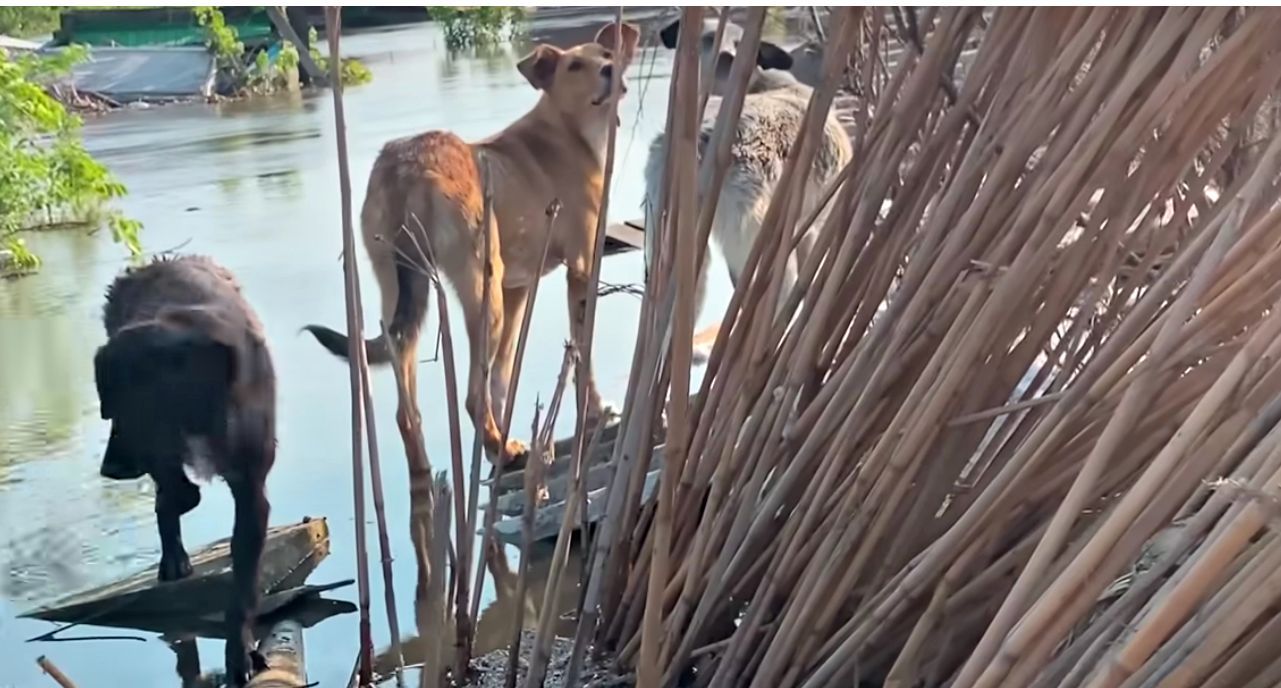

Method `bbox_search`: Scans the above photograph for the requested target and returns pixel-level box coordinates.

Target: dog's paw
[504,439,530,465]
[157,552,193,582]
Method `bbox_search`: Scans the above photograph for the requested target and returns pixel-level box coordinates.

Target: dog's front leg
[225,475,269,685]
[491,285,530,424]
[566,269,604,425]
[152,465,200,582]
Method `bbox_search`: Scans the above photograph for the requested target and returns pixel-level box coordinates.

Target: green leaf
[0,45,143,272]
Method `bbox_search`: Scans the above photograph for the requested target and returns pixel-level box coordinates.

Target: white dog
[643,16,853,360]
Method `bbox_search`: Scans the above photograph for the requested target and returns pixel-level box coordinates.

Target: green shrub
[0,7,62,39]
[193,6,244,74]
[0,46,140,273]
[427,6,526,51]
[307,26,372,86]
[277,40,299,73]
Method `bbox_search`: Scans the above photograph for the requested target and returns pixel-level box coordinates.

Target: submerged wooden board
[489,411,669,548]
[604,219,646,255]
[21,517,330,625]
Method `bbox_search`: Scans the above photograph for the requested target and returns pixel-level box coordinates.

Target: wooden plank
[604,219,646,255]
[488,415,629,494]
[491,465,663,546]
[21,517,330,624]
[489,401,680,550]
[491,452,667,518]
[65,580,356,640]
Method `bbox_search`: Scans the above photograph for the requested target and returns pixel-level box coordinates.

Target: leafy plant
[243,41,306,95]
[0,7,62,39]
[193,6,245,74]
[427,6,526,51]
[307,26,372,86]
[0,45,140,273]
[277,40,299,73]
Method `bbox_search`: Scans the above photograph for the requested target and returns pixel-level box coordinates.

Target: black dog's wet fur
[94,254,276,686]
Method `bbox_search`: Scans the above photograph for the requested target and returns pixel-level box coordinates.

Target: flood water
[0,16,755,687]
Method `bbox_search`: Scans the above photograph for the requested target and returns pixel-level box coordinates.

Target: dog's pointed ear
[517,44,562,91]
[659,18,681,49]
[594,22,640,65]
[757,40,794,71]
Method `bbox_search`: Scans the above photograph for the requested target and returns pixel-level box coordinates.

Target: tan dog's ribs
[413,132,483,223]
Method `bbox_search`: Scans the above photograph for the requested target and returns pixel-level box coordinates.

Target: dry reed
[324,9,376,685]
[36,656,76,688]
[560,6,1281,688]
[326,6,1281,688]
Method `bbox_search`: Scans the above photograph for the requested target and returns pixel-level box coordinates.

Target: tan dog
[306,22,640,466]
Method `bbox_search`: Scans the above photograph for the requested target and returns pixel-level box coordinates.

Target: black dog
[93,255,276,686]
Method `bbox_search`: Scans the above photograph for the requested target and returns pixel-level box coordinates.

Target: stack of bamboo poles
[558,6,1281,688]
[323,5,1281,687]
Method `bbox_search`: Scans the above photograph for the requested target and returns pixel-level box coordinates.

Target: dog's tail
[304,164,431,367]
[303,322,395,365]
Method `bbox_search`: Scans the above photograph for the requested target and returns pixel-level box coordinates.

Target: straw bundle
[572,6,1281,687]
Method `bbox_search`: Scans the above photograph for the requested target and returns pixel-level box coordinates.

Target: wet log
[246,619,306,688]
[20,517,330,626]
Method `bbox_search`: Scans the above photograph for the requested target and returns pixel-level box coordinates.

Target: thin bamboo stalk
[506,347,574,688]
[36,656,76,688]
[468,160,499,643]
[639,7,703,686]
[324,8,372,685]
[391,212,475,683]
[562,8,630,686]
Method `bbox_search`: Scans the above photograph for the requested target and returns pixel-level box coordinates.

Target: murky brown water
[0,13,781,686]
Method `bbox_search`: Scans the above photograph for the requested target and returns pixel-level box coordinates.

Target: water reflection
[437,42,521,83]
[0,10,753,685]
[374,536,584,685]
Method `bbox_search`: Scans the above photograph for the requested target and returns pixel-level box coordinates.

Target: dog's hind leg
[151,461,201,582]
[386,256,432,475]
[224,473,271,686]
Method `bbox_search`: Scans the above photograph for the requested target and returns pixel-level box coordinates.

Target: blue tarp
[52,45,216,101]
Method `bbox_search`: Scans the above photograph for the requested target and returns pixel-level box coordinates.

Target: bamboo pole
[561,8,631,686]
[570,7,1281,688]
[36,656,76,688]
[324,8,373,685]
[506,347,574,688]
